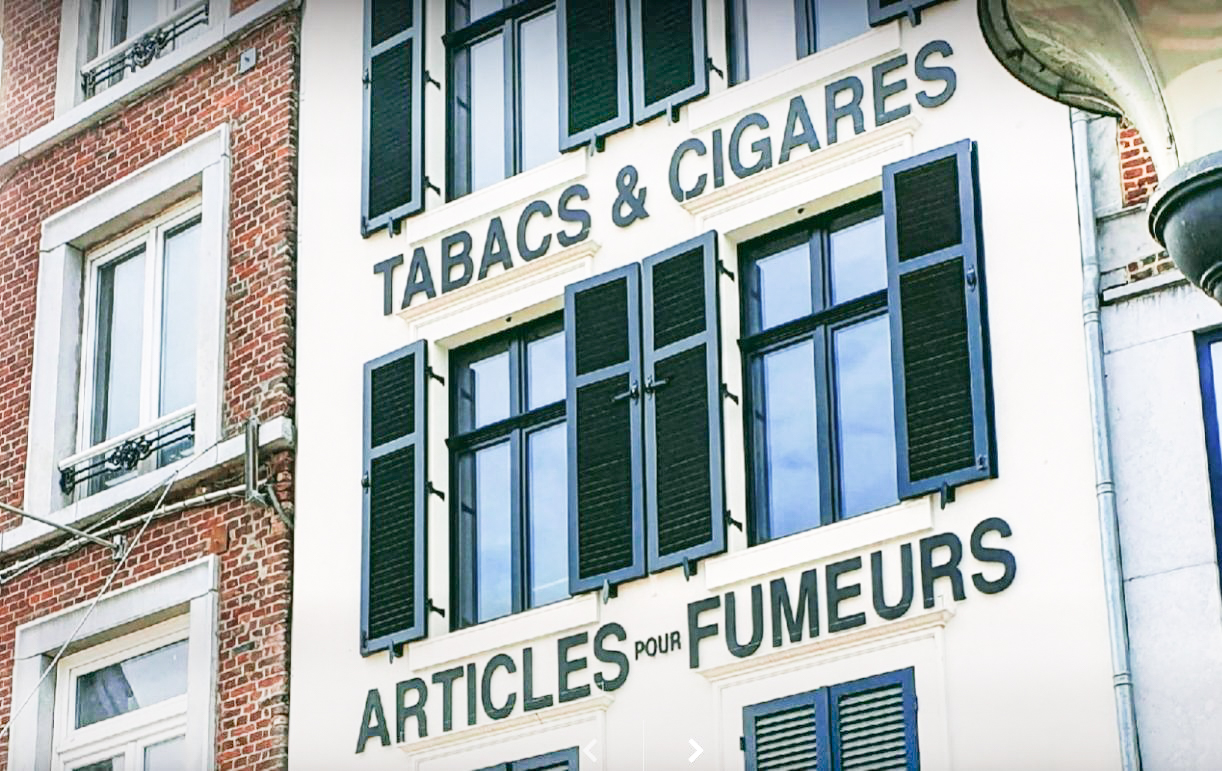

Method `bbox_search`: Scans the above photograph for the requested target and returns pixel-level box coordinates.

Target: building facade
[0,1,298,770]
[292,1,1130,769]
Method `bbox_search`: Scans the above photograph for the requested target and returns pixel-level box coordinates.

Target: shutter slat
[558,0,630,150]
[361,341,429,654]
[830,670,918,771]
[885,139,995,499]
[631,0,708,123]
[643,232,725,573]
[744,696,823,771]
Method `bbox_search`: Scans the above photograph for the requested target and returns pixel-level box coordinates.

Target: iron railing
[81,1,210,98]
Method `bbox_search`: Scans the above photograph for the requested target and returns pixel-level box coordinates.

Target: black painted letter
[920,532,966,608]
[687,596,721,669]
[872,54,911,126]
[401,246,436,309]
[916,40,956,108]
[395,679,428,741]
[669,138,708,202]
[481,653,517,720]
[478,216,513,279]
[516,200,553,261]
[971,517,1017,594]
[558,632,591,702]
[827,556,867,632]
[594,623,630,692]
[825,76,865,145]
[356,688,390,753]
[870,544,914,621]
[725,584,764,658]
[440,231,474,293]
[779,95,820,163]
[729,113,772,178]
[557,184,591,247]
[373,254,403,316]
[770,568,819,646]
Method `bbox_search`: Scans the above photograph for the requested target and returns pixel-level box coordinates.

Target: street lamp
[979,1,1222,301]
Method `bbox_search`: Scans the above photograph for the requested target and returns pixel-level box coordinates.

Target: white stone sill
[0,416,293,556]
[1101,267,1187,305]
[0,0,298,176]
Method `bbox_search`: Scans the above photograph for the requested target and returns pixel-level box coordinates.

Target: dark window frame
[448,313,567,629]
[1195,327,1222,586]
[445,0,558,200]
[726,0,868,86]
[476,747,580,771]
[738,196,891,546]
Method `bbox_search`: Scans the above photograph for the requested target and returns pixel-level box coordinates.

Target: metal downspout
[1070,108,1142,771]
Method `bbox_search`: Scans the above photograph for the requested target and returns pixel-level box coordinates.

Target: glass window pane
[470,34,507,193]
[72,757,121,771]
[114,0,160,45]
[755,242,811,330]
[519,11,559,172]
[92,248,147,444]
[75,639,189,728]
[527,423,568,607]
[834,315,898,517]
[143,735,185,771]
[830,215,885,304]
[454,0,503,27]
[743,0,798,80]
[159,221,199,417]
[1211,342,1222,430]
[466,350,511,429]
[527,331,564,409]
[814,0,868,51]
[759,340,820,539]
[474,442,513,622]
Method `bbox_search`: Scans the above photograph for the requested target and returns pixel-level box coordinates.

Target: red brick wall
[0,0,60,147]
[1118,120,1160,207]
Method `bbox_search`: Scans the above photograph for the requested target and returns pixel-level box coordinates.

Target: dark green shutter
[362,0,425,236]
[557,0,631,151]
[828,669,918,770]
[361,340,428,655]
[565,265,646,594]
[743,689,830,771]
[867,0,949,26]
[629,0,708,124]
[884,139,995,500]
[641,232,725,572]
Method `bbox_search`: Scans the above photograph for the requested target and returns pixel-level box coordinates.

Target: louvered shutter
[829,669,918,771]
[867,0,949,26]
[362,0,425,236]
[515,748,579,770]
[361,340,428,655]
[557,0,631,151]
[641,232,725,572]
[743,690,831,771]
[629,0,708,124]
[565,265,646,594]
[884,139,996,500]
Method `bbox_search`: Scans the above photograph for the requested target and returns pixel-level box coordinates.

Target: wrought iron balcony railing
[59,411,196,496]
[80,1,210,98]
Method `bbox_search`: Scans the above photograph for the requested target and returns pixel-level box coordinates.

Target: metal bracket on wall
[669,105,682,125]
[424,69,441,89]
[244,417,261,504]
[0,500,123,556]
[427,598,446,618]
[426,366,446,386]
[724,510,743,532]
[600,579,617,604]
[706,57,724,81]
[682,557,698,581]
[717,259,736,281]
[939,482,955,510]
[387,642,404,664]
[721,384,739,405]
[427,482,446,501]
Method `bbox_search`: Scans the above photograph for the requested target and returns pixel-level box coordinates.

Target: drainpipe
[1070,108,1142,771]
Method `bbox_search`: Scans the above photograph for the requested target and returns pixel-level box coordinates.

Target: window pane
[830,215,885,304]
[72,757,121,771]
[159,221,199,416]
[474,442,513,622]
[527,331,564,409]
[92,249,147,444]
[743,0,797,80]
[466,350,511,429]
[519,10,560,172]
[114,0,160,45]
[143,735,185,771]
[834,315,898,517]
[1211,342,1222,430]
[75,639,189,728]
[814,0,868,51]
[755,242,811,330]
[759,340,820,539]
[470,34,507,193]
[453,0,503,27]
[527,423,568,607]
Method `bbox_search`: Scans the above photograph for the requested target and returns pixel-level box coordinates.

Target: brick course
[1117,120,1160,207]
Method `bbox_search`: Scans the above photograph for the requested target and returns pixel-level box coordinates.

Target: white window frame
[8,557,219,771]
[71,200,203,492]
[52,616,190,771]
[21,125,229,540]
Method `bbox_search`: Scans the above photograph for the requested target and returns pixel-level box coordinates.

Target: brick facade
[0,3,298,770]
[1118,119,1160,208]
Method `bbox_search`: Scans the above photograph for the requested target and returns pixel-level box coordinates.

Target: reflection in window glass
[469,351,510,428]
[760,340,820,539]
[519,11,559,173]
[470,35,506,193]
[93,249,147,444]
[830,215,886,304]
[756,243,811,331]
[742,0,798,80]
[75,639,189,728]
[528,424,568,607]
[159,221,199,417]
[814,0,868,51]
[144,736,186,771]
[834,316,897,517]
[474,442,513,622]
[527,331,565,409]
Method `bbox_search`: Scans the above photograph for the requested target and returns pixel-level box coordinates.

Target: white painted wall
[291,2,1124,769]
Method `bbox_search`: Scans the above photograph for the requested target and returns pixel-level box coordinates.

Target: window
[725,0,868,85]
[477,747,579,771]
[742,668,918,771]
[740,201,898,543]
[69,203,201,497]
[450,316,569,627]
[78,0,209,98]
[1195,330,1222,580]
[447,0,561,199]
[53,618,190,771]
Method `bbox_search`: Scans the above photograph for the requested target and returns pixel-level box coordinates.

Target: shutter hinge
[939,482,955,510]
[427,482,446,501]
[390,218,403,237]
[682,557,698,580]
[424,69,441,90]
[706,57,725,81]
[589,135,607,157]
[362,67,370,86]
[725,510,743,532]
[739,737,746,752]
[427,598,446,618]
[426,366,446,386]
[387,641,404,664]
[361,471,371,491]
[721,384,739,405]
[600,579,617,604]
[669,104,682,125]
[424,176,442,198]
[717,259,736,281]
[966,267,978,289]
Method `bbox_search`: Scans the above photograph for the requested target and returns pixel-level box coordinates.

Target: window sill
[1101,266,1187,305]
[0,416,293,556]
[406,593,599,672]
[687,24,902,133]
[703,496,935,593]
[0,0,297,177]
